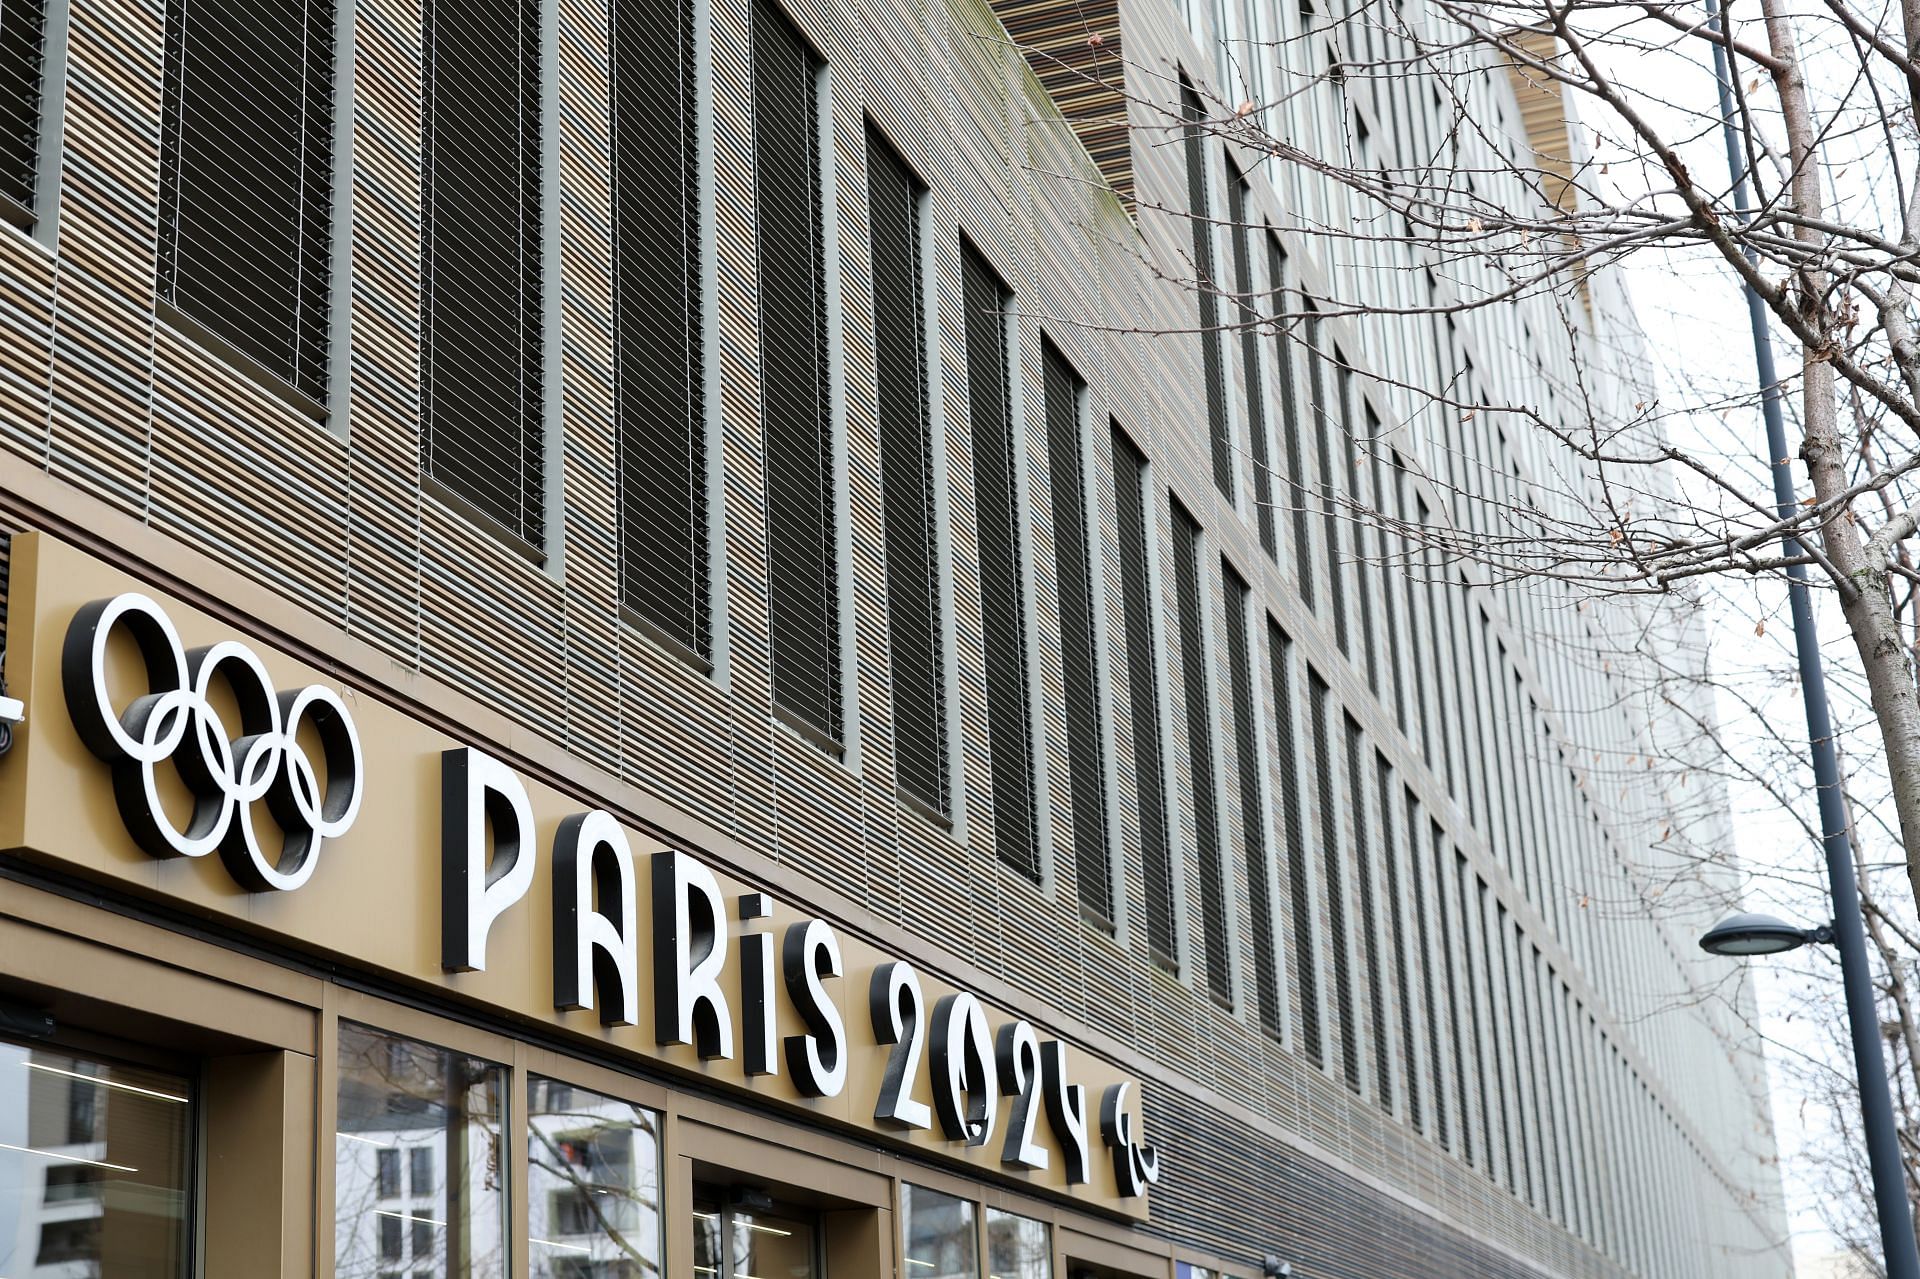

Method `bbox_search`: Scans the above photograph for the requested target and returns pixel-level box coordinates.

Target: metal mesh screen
[422,0,544,544]
[0,0,43,212]
[754,0,840,742]
[1181,85,1232,501]
[866,128,946,810]
[615,0,706,656]
[961,242,1037,877]
[1226,568,1279,1032]
[1172,502,1229,1005]
[160,0,334,399]
[1041,341,1109,920]
[1112,426,1176,963]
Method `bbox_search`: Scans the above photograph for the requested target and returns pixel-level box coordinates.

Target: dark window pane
[1181,86,1231,499]
[1226,570,1278,1030]
[866,128,946,811]
[1042,343,1108,919]
[160,0,334,397]
[615,0,706,653]
[962,243,1037,878]
[422,0,545,543]
[1112,427,1175,962]
[753,0,840,741]
[0,0,45,209]
[1171,503,1229,1004]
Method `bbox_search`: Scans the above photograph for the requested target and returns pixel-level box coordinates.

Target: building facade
[0,0,1788,1272]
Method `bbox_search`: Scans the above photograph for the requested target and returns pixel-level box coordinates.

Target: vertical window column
[1041,342,1110,918]
[866,130,946,808]
[1113,428,1177,964]
[1270,622,1319,1058]
[1266,239,1312,603]
[1310,672,1358,1089]
[1181,85,1232,500]
[616,0,707,658]
[1172,503,1230,1005]
[160,0,335,399]
[753,0,840,742]
[1228,172,1273,554]
[1226,569,1278,1031]
[962,244,1038,877]
[423,0,545,543]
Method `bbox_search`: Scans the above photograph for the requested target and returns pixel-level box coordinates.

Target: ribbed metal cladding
[1181,85,1231,501]
[754,0,840,743]
[1311,671,1359,1091]
[1145,1080,1558,1279]
[1270,621,1318,1059]
[614,0,706,657]
[1041,341,1109,920]
[1266,235,1311,604]
[867,128,946,811]
[1171,501,1230,1006]
[1346,713,1390,1110]
[1228,174,1274,556]
[1226,568,1278,1032]
[422,0,544,544]
[1378,750,1421,1130]
[159,0,333,400]
[1112,425,1177,964]
[961,242,1037,878]
[0,0,42,212]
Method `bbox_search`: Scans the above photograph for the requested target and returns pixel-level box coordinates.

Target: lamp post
[1697,0,1920,1270]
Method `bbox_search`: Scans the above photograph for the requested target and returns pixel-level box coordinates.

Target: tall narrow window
[616,0,706,657]
[160,0,334,399]
[1267,236,1311,601]
[1311,673,1358,1090]
[1270,622,1317,1056]
[0,0,43,218]
[1042,342,1109,919]
[1346,715,1389,1108]
[423,0,544,543]
[1378,752,1419,1128]
[1307,310,1347,645]
[962,243,1037,877]
[1226,568,1277,1029]
[1228,172,1274,554]
[1408,794,1450,1150]
[1172,503,1230,1004]
[1113,427,1176,963]
[1181,85,1232,500]
[754,0,839,742]
[867,129,945,809]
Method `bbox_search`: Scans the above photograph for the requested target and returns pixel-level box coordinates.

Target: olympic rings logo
[60,593,364,893]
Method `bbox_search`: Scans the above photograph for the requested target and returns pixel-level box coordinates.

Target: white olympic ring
[60,593,364,892]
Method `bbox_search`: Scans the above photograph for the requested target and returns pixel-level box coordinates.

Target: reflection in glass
[694,1200,816,1279]
[0,1040,192,1278]
[902,1184,976,1279]
[986,1210,1049,1279]
[528,1076,662,1279]
[335,1021,507,1279]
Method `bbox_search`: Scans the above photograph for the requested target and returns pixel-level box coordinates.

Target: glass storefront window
[694,1199,815,1279]
[902,1184,976,1279]
[986,1210,1050,1279]
[527,1076,662,1279]
[335,1021,508,1279]
[0,1039,192,1277]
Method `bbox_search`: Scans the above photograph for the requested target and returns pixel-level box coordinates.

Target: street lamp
[1699,912,1834,957]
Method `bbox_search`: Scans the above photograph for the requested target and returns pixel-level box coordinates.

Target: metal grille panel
[1181,86,1231,500]
[1271,622,1319,1059]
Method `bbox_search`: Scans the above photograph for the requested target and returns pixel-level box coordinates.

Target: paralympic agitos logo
[59,596,1162,1196]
